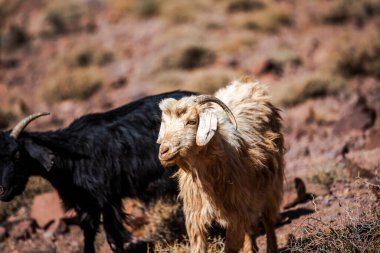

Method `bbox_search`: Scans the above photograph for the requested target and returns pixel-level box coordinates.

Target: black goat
[0,91,195,253]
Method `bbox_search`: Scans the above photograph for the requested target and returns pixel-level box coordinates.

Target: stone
[31,192,65,228]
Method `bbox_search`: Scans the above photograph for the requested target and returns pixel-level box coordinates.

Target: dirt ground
[1,0,379,252]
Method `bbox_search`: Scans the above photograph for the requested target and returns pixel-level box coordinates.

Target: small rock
[9,219,35,239]
[31,192,65,228]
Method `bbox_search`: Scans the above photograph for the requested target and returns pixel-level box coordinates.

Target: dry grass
[226,0,265,13]
[62,45,114,68]
[288,209,380,252]
[0,109,16,130]
[109,0,160,17]
[39,67,103,104]
[0,23,29,51]
[271,73,346,107]
[41,1,95,37]
[260,48,301,75]
[154,236,225,253]
[0,177,53,223]
[151,40,216,72]
[184,68,236,94]
[333,32,380,78]
[240,6,292,32]
[307,162,346,189]
[321,0,380,24]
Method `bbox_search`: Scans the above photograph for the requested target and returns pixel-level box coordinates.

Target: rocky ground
[1,0,380,252]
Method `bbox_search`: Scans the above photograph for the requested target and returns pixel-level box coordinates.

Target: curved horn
[10,112,50,139]
[195,95,237,130]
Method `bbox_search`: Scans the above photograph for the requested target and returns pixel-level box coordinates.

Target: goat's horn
[10,112,50,139]
[195,95,237,130]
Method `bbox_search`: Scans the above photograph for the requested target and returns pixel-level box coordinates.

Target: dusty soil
[1,0,379,252]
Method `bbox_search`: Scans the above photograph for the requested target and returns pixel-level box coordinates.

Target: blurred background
[1,0,380,252]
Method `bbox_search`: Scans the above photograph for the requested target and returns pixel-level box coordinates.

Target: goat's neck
[19,132,82,194]
[180,133,241,185]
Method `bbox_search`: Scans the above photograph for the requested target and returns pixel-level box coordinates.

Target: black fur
[0,91,195,253]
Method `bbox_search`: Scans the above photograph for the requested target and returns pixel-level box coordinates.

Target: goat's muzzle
[158,144,178,167]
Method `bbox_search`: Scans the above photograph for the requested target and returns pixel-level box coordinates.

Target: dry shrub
[288,210,380,252]
[152,70,188,93]
[271,73,346,107]
[307,162,346,189]
[62,45,114,68]
[226,0,265,13]
[242,6,292,32]
[146,198,185,242]
[152,40,216,72]
[154,236,225,253]
[185,68,235,94]
[334,32,380,78]
[135,0,160,17]
[0,0,22,23]
[0,177,53,223]
[260,48,301,75]
[40,67,103,103]
[0,23,29,51]
[0,109,16,130]
[321,0,380,24]
[160,1,199,23]
[109,0,159,17]
[216,32,256,53]
[42,1,95,37]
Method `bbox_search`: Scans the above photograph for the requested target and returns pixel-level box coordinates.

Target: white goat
[157,78,284,253]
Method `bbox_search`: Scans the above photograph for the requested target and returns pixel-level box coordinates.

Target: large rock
[31,192,65,228]
[333,96,375,135]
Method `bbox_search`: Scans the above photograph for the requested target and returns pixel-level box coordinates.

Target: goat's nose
[159,145,170,157]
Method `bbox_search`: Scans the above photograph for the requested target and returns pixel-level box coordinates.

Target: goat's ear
[24,142,55,172]
[196,110,217,146]
[157,122,165,144]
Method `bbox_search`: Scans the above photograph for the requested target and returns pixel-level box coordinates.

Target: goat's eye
[186,120,197,126]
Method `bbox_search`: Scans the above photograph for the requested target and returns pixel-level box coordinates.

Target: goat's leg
[102,204,131,253]
[79,211,101,253]
[262,215,278,253]
[224,224,245,253]
[185,216,208,253]
[243,224,260,253]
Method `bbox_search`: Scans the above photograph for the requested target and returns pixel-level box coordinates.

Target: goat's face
[157,97,201,166]
[0,133,29,201]
[0,112,50,202]
[157,94,238,167]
